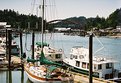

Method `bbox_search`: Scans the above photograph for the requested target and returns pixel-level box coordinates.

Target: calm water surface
[0,33,121,83]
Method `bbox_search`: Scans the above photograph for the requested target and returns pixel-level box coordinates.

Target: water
[0,33,121,83]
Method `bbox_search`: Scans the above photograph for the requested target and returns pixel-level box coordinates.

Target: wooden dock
[0,56,117,82]
[70,71,115,83]
[0,56,23,71]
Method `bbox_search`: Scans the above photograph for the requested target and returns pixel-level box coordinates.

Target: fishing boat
[63,46,121,80]
[34,42,63,62]
[24,0,74,82]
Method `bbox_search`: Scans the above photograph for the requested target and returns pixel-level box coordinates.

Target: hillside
[0,8,121,31]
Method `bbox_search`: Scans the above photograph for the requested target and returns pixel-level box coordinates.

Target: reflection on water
[8,71,12,83]
[26,79,33,83]
[0,70,27,83]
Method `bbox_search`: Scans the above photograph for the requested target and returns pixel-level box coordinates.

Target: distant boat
[24,0,74,82]
[63,46,121,80]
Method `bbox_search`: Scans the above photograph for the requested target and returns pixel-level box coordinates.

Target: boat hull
[63,61,99,78]
[26,71,61,83]
[24,65,73,83]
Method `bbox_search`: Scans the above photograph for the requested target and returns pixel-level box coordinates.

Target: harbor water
[0,33,121,83]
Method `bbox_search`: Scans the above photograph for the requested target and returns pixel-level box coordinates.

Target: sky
[0,0,121,21]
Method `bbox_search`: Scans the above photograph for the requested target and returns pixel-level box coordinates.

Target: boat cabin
[64,46,117,79]
[35,42,63,62]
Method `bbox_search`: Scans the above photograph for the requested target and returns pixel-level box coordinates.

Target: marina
[0,32,121,83]
[0,0,121,83]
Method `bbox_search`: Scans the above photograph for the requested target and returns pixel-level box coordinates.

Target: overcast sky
[0,0,121,21]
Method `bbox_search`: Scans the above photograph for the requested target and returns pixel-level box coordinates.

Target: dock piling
[89,33,93,83]
[32,31,35,59]
[7,30,12,70]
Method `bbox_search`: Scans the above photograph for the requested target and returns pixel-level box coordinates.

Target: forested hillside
[0,8,121,31]
[0,9,42,30]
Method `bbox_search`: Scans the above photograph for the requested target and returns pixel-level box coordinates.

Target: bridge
[47,19,83,29]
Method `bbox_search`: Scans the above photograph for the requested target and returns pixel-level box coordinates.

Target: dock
[0,55,117,83]
[70,71,115,83]
[0,56,23,71]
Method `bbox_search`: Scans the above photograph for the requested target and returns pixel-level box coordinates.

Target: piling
[20,31,23,58]
[7,30,12,70]
[89,33,93,83]
[20,31,24,71]
[32,31,35,59]
[21,70,24,83]
[9,70,12,83]
[6,29,8,59]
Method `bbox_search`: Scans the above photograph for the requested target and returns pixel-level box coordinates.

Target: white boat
[63,46,121,79]
[0,37,19,56]
[34,42,63,62]
[25,0,74,82]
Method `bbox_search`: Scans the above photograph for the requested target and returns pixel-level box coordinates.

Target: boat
[63,46,121,80]
[24,51,73,83]
[24,0,74,82]
[0,37,19,56]
[34,42,63,62]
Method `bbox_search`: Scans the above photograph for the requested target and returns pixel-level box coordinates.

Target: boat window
[79,55,84,59]
[73,55,77,59]
[55,54,61,59]
[74,55,78,59]
[87,63,89,69]
[82,62,86,68]
[0,40,2,43]
[98,64,102,70]
[106,63,112,69]
[76,61,80,67]
[70,54,73,59]
[94,64,96,70]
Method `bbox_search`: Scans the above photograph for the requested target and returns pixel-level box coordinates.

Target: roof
[80,57,116,64]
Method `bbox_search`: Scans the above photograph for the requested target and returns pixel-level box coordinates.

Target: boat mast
[41,0,45,51]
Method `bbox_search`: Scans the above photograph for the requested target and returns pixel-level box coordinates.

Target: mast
[41,0,45,51]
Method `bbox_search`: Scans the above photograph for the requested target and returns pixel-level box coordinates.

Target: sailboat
[24,0,74,82]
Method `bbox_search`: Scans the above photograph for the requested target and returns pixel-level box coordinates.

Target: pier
[71,71,114,83]
[0,56,23,71]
